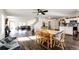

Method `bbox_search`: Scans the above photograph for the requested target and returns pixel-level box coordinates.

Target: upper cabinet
[65,18,79,23]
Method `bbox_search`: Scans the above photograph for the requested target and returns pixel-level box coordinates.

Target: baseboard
[55,29,59,31]
[65,34,73,36]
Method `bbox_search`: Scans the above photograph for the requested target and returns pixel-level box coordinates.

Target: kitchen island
[59,26,73,35]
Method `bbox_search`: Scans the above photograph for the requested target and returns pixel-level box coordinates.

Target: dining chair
[36,30,44,44]
[36,30,51,48]
[53,31,65,49]
[41,31,50,48]
[36,30,41,43]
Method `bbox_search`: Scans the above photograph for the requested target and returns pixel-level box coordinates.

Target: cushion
[53,31,63,41]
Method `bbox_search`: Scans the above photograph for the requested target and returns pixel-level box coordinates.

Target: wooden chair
[41,31,50,48]
[36,30,43,44]
[36,30,51,48]
[53,31,65,49]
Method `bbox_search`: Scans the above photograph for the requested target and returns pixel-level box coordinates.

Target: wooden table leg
[50,35,52,48]
[47,40,49,48]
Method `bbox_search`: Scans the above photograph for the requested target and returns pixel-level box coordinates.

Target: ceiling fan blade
[36,9,48,15]
[41,12,45,15]
[43,10,48,12]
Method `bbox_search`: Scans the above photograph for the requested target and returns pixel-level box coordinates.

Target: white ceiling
[3,9,79,18]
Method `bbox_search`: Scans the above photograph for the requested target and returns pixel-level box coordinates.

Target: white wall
[7,16,63,33]
[8,17,28,28]
[27,16,45,31]
[26,17,60,30]
[0,16,2,34]
[50,19,59,29]
[27,18,36,26]
[0,9,6,40]
[34,18,43,30]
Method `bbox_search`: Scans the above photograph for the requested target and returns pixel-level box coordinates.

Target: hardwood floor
[17,37,47,50]
[9,30,79,50]
[65,34,79,50]
[18,34,79,50]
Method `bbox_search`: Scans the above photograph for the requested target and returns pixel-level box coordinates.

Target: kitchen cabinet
[60,26,73,35]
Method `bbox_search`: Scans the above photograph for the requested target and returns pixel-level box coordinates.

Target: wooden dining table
[36,29,60,48]
[16,29,60,49]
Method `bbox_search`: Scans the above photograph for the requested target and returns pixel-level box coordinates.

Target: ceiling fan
[33,9,48,15]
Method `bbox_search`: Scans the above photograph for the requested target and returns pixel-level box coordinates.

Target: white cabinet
[65,27,73,35]
[65,18,79,23]
[60,26,73,35]
[60,27,65,32]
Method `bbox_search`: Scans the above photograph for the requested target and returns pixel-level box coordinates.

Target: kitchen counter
[59,26,73,35]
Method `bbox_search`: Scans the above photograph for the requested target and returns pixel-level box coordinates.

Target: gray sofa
[0,37,21,50]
